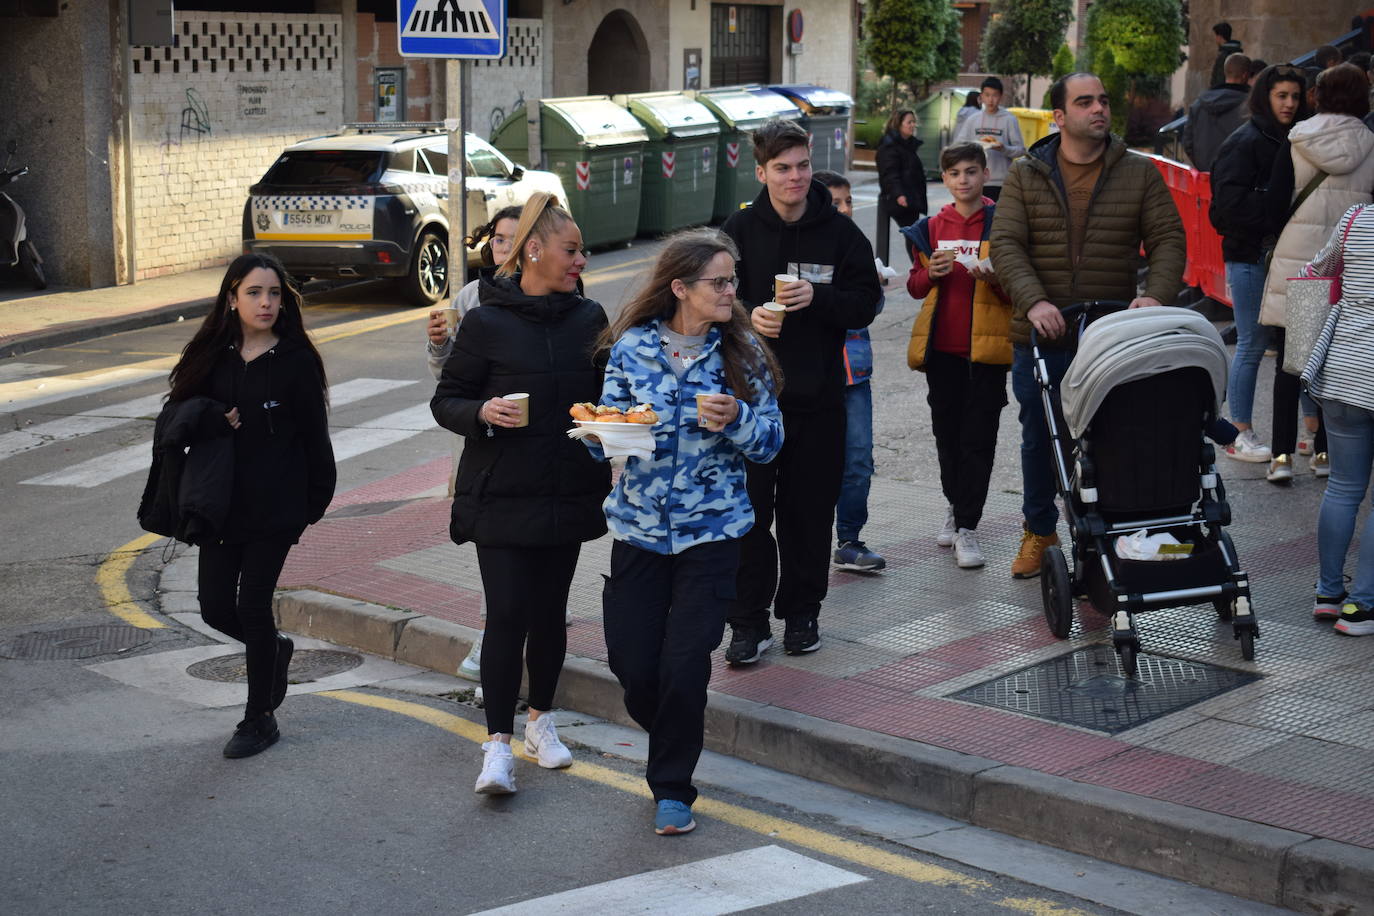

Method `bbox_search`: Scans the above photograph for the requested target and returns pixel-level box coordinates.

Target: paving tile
[1301,710,1374,750]
[1065,745,1223,795]
[1141,718,1295,765]
[1226,734,1374,793]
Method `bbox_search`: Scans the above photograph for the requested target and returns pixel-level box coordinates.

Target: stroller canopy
[1061,307,1228,439]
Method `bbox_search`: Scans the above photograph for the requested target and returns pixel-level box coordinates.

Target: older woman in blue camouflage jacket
[586,229,783,836]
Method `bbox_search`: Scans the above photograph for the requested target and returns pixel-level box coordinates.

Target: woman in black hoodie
[166,253,336,759]
[431,192,611,795]
[1208,64,1310,464]
[875,108,927,245]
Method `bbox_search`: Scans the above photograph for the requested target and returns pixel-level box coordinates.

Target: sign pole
[445,60,466,309]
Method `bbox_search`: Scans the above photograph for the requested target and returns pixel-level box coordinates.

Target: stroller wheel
[1238,628,1255,661]
[1118,642,1138,678]
[1213,597,1234,621]
[1040,546,1073,639]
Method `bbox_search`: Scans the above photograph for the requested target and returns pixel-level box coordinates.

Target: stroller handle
[1028,300,1133,349]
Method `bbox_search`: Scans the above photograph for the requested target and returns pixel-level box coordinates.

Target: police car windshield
[264,151,385,186]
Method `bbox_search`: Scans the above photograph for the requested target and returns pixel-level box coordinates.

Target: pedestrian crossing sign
[397,0,506,59]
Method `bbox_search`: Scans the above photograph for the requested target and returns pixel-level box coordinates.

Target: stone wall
[128,12,343,280]
[1185,1,1354,102]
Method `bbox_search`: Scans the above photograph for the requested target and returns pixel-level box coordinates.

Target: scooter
[0,139,46,290]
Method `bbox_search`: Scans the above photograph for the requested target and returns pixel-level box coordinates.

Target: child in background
[814,170,887,572]
[903,143,1012,569]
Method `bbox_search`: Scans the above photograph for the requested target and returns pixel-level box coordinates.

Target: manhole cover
[0,625,153,660]
[326,499,412,519]
[950,645,1259,734]
[186,649,363,683]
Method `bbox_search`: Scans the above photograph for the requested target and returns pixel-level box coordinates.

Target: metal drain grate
[0,625,153,660]
[186,649,363,683]
[326,499,412,519]
[950,645,1259,734]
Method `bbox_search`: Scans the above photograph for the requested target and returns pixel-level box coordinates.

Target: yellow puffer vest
[903,215,1013,369]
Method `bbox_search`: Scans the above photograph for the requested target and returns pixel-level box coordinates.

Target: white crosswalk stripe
[330,403,437,462]
[470,845,867,915]
[1,366,168,413]
[18,377,421,488]
[0,362,62,383]
[0,392,165,462]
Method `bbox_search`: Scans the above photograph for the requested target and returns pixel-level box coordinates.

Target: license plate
[281,210,337,227]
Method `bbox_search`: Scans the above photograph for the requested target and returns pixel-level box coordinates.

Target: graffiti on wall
[489,89,525,138]
[180,88,211,141]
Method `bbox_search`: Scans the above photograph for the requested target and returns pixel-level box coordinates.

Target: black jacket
[1211,40,1244,89]
[138,396,234,545]
[1208,115,1285,264]
[875,131,927,216]
[721,181,881,412]
[202,336,336,542]
[431,276,611,548]
[1183,83,1249,172]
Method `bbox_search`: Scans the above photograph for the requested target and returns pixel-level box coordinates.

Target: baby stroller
[1033,302,1258,676]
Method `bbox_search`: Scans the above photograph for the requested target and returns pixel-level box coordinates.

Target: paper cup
[762,301,787,323]
[773,273,798,298]
[505,392,530,428]
[695,393,713,427]
[439,307,461,335]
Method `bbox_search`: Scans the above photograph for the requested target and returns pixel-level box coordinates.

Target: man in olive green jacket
[990,72,1185,578]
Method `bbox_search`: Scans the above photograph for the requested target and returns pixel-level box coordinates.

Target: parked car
[242,126,567,305]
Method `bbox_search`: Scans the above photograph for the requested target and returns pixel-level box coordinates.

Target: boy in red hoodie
[903,143,1013,569]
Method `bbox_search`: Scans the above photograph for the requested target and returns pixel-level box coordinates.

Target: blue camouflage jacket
[587,319,784,555]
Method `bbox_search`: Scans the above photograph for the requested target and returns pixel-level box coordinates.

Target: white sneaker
[474,740,516,794]
[936,508,957,548]
[457,636,482,682]
[523,713,573,769]
[1224,429,1272,463]
[953,528,986,569]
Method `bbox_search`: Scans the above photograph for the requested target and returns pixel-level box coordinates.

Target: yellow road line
[96,532,168,629]
[318,689,1094,913]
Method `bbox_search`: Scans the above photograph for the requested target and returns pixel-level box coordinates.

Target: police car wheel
[405,231,448,306]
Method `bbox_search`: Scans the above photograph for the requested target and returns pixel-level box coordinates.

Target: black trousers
[926,350,1010,530]
[475,543,580,736]
[603,538,738,804]
[875,198,921,265]
[731,406,845,631]
[198,537,294,719]
[1271,329,1327,457]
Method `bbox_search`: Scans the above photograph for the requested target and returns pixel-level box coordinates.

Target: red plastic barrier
[1135,153,1231,307]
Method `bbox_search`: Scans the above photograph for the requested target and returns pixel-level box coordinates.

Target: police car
[242,125,567,305]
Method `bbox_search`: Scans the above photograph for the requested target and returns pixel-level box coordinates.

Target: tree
[1083,0,1185,120]
[866,0,963,108]
[979,0,1074,106]
[1043,43,1076,107]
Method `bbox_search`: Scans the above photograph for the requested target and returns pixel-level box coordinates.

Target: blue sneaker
[832,540,886,572]
[654,799,696,835]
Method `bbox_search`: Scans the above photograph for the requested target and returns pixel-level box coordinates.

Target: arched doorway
[587,10,649,95]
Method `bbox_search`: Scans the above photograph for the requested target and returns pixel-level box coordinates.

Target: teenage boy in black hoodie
[721,118,880,664]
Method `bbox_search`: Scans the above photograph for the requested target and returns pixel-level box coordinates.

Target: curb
[0,297,216,359]
[272,588,1373,913]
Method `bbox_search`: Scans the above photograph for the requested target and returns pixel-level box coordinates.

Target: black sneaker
[223,713,280,759]
[725,626,772,665]
[783,617,820,654]
[271,635,294,710]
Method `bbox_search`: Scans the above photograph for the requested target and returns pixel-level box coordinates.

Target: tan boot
[1011,526,1060,579]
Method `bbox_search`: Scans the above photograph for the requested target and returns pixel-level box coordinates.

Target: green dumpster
[490,96,648,249]
[613,91,721,236]
[914,86,981,179]
[690,86,801,220]
[766,84,853,173]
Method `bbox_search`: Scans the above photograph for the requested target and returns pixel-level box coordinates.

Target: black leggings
[1272,329,1327,456]
[475,543,580,735]
[198,537,294,718]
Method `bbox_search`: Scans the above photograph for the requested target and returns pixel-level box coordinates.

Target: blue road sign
[397,0,507,59]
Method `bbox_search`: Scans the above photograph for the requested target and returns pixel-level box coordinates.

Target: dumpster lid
[691,87,799,127]
[768,84,854,112]
[612,92,720,138]
[541,96,649,146]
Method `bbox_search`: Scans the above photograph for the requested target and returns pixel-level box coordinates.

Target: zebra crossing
[2,361,436,489]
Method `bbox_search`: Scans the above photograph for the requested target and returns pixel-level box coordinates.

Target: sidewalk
[0,267,225,359]
[261,455,1373,912]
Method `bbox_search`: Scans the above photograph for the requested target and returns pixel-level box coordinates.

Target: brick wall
[129,12,342,280]
[355,13,438,123]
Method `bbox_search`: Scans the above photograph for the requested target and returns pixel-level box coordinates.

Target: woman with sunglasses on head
[1209,63,1310,465]
[161,253,336,758]
[431,192,611,795]
[587,229,783,835]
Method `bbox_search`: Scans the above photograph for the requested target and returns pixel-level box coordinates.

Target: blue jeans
[1225,261,1269,425]
[1012,344,1073,536]
[835,381,874,544]
[1316,398,1374,604]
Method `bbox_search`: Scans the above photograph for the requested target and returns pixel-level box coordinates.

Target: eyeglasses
[687,275,738,293]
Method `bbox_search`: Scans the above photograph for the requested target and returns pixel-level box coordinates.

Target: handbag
[1283,204,1365,375]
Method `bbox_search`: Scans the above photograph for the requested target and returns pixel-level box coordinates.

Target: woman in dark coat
[165,253,336,759]
[875,108,927,234]
[431,191,612,795]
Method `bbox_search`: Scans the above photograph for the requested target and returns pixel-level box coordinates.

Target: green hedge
[854,118,885,150]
